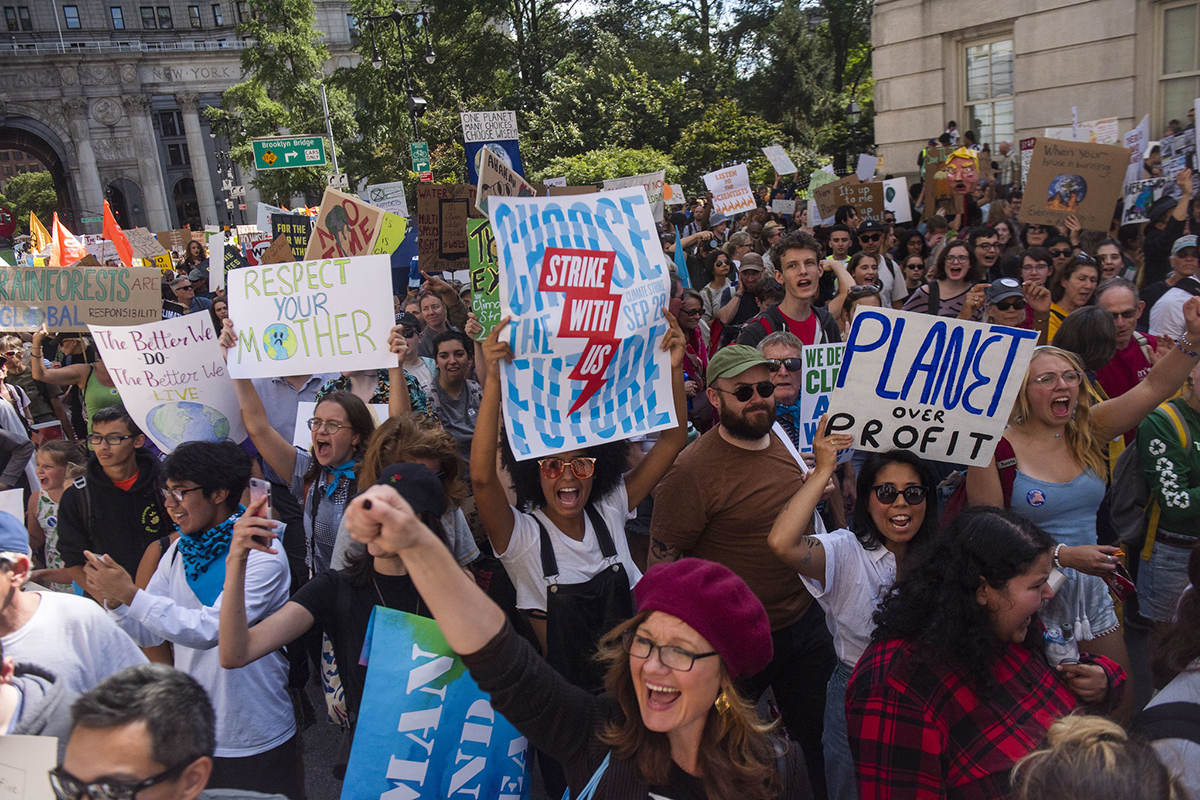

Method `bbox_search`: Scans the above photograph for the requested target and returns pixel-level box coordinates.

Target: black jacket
[736,304,842,349]
[57,451,170,578]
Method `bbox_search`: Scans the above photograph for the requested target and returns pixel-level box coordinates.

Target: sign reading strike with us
[226,255,396,379]
[489,188,677,460]
[827,308,1038,466]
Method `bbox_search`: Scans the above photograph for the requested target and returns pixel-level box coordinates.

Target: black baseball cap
[374,463,446,518]
[858,220,885,234]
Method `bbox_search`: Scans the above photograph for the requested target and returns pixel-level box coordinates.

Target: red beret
[634,559,773,678]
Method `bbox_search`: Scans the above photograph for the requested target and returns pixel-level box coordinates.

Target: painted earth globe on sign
[263,323,298,360]
[146,402,231,449]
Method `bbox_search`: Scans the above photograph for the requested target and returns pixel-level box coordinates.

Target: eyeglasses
[307,418,349,434]
[1021,262,1050,272]
[1109,308,1138,320]
[537,457,597,480]
[401,327,419,338]
[871,484,929,505]
[712,381,776,402]
[1,350,19,359]
[679,307,702,317]
[1031,370,1084,387]
[766,357,802,372]
[86,434,133,447]
[622,631,718,672]
[904,261,925,270]
[944,255,971,263]
[50,757,198,800]
[993,299,1027,311]
[1049,249,1073,258]
[159,485,204,504]
[976,242,1000,250]
[858,233,882,243]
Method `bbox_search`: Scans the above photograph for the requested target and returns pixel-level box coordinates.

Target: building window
[1160,2,1200,130]
[110,6,124,28]
[347,13,359,41]
[963,37,1015,148]
[235,1,248,23]
[17,5,30,30]
[167,143,190,166]
[211,3,221,25]
[2,167,10,177]
[159,111,184,137]
[13,152,23,161]
[140,6,154,27]
[3,7,15,31]
[188,4,200,26]
[63,5,80,27]
[156,5,172,27]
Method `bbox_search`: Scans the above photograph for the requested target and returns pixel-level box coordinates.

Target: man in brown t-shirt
[650,344,836,799]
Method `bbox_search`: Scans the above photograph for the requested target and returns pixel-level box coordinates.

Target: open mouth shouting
[1050,395,1072,418]
[645,681,681,711]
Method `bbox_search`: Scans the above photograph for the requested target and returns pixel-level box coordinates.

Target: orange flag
[103,201,133,267]
[28,212,51,254]
[50,213,87,267]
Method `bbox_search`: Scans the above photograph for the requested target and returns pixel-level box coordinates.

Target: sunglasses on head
[538,457,597,480]
[872,484,929,505]
[993,298,1026,311]
[713,380,775,402]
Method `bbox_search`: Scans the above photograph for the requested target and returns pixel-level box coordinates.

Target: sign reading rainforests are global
[0,265,161,331]
[226,255,396,379]
[489,187,678,460]
[89,315,248,453]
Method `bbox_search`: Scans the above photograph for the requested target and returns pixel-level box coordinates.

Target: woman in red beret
[342,483,813,800]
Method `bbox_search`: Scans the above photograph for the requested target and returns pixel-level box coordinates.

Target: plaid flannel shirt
[847,636,1125,799]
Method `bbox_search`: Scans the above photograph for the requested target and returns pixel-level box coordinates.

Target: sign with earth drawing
[226,254,397,379]
[88,315,248,454]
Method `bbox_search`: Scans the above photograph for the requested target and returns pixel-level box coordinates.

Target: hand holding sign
[481,317,513,370]
[661,308,686,370]
[813,415,855,473]
[387,323,408,365]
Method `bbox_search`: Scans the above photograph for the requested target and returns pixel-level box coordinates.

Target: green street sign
[80,216,102,224]
[251,136,327,171]
[410,142,430,173]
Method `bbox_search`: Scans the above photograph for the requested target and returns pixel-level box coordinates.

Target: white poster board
[799,343,850,465]
[770,198,796,216]
[364,181,409,219]
[602,171,667,222]
[762,145,797,175]
[883,177,911,223]
[0,735,57,800]
[703,163,757,216]
[292,400,389,448]
[855,153,879,182]
[461,111,519,143]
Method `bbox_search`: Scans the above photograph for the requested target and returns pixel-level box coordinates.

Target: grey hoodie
[10,663,76,760]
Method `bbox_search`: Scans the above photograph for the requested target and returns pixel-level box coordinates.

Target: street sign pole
[320,84,340,176]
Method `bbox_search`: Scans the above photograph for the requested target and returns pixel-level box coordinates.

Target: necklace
[372,574,422,616]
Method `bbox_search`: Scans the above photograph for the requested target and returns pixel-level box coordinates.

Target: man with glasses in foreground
[650,344,838,798]
[54,664,288,800]
[82,441,298,798]
[56,405,170,593]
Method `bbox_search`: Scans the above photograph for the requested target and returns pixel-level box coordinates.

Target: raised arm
[218,319,297,480]
[30,326,89,389]
[386,323,413,419]
[824,258,855,322]
[716,284,744,325]
[469,319,517,554]
[623,310,689,510]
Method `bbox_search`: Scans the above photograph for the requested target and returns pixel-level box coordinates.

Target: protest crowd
[2,112,1200,800]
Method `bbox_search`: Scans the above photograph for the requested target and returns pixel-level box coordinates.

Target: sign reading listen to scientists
[489,187,677,460]
[226,255,396,379]
[89,315,248,453]
[827,308,1038,467]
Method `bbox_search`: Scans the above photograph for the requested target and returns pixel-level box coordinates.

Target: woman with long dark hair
[847,507,1126,799]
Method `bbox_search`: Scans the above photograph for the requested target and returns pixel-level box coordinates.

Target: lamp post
[845,100,861,172]
[363,6,435,140]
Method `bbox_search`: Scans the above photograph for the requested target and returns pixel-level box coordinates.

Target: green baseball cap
[706,344,770,385]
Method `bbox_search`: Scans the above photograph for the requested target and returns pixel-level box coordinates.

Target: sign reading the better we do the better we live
[827,308,1038,467]
[226,255,397,379]
[489,187,677,460]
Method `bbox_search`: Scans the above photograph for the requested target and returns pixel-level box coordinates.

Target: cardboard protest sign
[89,315,248,453]
[703,164,757,216]
[1022,138,1129,230]
[364,181,409,218]
[0,265,161,331]
[762,145,797,175]
[1123,178,1172,225]
[417,184,483,272]
[371,212,408,256]
[547,185,598,197]
[466,141,523,188]
[883,177,912,223]
[241,231,274,266]
[468,219,500,341]
[292,400,387,449]
[259,234,293,265]
[827,307,1038,466]
[342,607,529,800]
[257,202,288,233]
[271,214,313,260]
[155,228,194,253]
[603,171,667,221]
[1045,117,1119,145]
[813,175,885,221]
[921,146,964,220]
[226,254,396,379]
[304,188,385,260]
[220,239,249,289]
[476,147,537,214]
[124,227,169,260]
[771,199,797,215]
[489,187,677,460]
[799,343,850,463]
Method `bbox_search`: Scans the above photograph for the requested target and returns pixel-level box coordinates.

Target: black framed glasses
[622,630,718,672]
[679,307,703,317]
[976,242,1000,250]
[86,434,133,447]
[766,357,802,373]
[871,484,929,505]
[538,457,596,480]
[993,299,1026,311]
[50,757,199,800]
[160,485,204,504]
[712,381,775,402]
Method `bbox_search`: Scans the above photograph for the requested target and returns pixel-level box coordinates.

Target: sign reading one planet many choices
[89,315,248,454]
[489,187,677,460]
[226,254,397,379]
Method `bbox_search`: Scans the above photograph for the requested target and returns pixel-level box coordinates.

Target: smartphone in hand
[248,478,274,547]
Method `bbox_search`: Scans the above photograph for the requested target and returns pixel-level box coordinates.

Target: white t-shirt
[797,528,896,666]
[498,479,641,612]
[1149,284,1193,340]
[876,254,907,307]
[1,590,147,695]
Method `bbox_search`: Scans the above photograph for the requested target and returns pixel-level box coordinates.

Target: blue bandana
[777,398,803,425]
[325,460,356,498]
[176,505,244,606]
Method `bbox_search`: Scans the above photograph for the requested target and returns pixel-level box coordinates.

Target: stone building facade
[0,0,357,234]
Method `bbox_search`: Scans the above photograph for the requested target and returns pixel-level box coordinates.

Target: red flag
[50,213,87,267]
[103,201,133,267]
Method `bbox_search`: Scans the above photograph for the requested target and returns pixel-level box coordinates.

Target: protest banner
[372,212,408,256]
[1019,137,1037,187]
[155,228,194,253]
[762,145,797,175]
[771,198,796,216]
[468,219,501,341]
[806,168,839,198]
[665,183,685,205]
[305,188,385,260]
[813,175,885,221]
[544,176,567,187]
[220,239,249,290]
[226,254,396,379]
[1022,137,1129,230]
[466,141,524,188]
[89,315,248,453]
[547,185,598,197]
[0,734,57,800]
[342,607,529,800]
[1123,178,1172,225]
[364,181,409,218]
[257,202,288,233]
[477,147,537,214]
[259,234,293,265]
[0,264,160,331]
[827,307,1038,467]
[417,184,482,273]
[489,187,677,460]
[883,177,912,223]
[799,343,851,463]
[241,231,274,265]
[703,164,757,216]
[855,153,879,182]
[461,111,519,143]
[292,400,387,448]
[82,237,119,264]
[1045,117,1119,145]
[921,146,964,220]
[124,227,169,261]
[602,171,666,221]
[271,214,313,260]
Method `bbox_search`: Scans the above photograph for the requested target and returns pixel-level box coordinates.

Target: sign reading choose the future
[226,254,396,379]
[251,136,328,171]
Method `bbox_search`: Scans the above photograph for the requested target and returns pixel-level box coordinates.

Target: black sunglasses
[766,357,802,372]
[859,233,882,242]
[993,299,1026,311]
[872,484,929,505]
[712,380,775,402]
[50,757,198,800]
[1049,248,1073,258]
